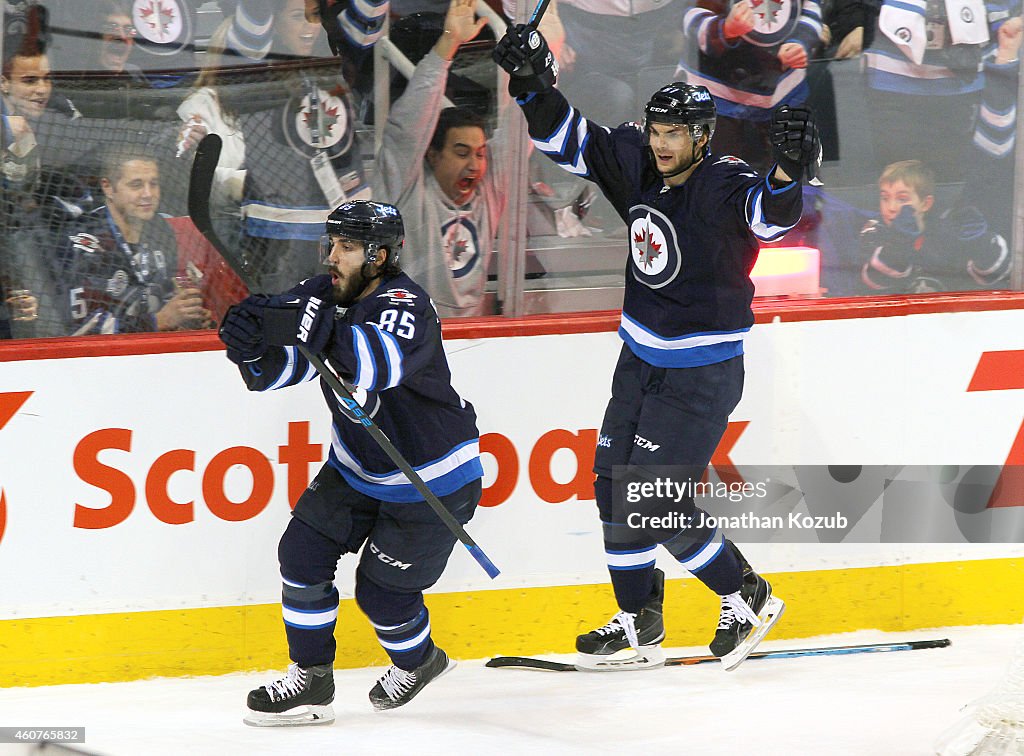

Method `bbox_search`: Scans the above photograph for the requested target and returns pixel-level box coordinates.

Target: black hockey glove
[219,304,266,365]
[238,294,337,355]
[492,24,558,98]
[860,205,921,290]
[770,106,821,183]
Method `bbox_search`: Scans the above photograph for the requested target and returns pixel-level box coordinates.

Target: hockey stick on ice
[485,639,952,671]
[188,133,500,579]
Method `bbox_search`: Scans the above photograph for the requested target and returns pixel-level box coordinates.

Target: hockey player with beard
[218,200,483,724]
[494,27,820,670]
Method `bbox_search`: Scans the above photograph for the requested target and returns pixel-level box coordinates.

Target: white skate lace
[265,663,307,702]
[718,592,763,630]
[379,665,416,700]
[595,610,640,650]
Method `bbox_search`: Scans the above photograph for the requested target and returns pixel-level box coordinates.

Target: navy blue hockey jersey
[236,272,483,502]
[58,206,178,335]
[517,89,803,368]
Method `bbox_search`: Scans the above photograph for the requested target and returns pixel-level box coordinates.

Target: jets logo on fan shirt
[628,206,682,289]
[70,233,101,255]
[283,86,354,159]
[133,0,191,56]
[731,0,799,47]
[441,218,481,279]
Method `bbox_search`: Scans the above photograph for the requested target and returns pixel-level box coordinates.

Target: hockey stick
[188,133,500,579]
[528,0,554,25]
[485,638,952,671]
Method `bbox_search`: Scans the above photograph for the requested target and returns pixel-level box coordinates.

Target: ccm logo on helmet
[297,297,323,343]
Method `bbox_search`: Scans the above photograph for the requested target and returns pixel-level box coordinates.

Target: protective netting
[0,1,501,338]
[0,55,378,338]
[2,0,1018,339]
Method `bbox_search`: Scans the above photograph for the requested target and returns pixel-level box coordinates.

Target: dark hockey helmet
[644,83,717,144]
[321,200,405,275]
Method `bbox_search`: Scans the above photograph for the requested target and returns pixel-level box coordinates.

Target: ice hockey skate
[369,644,455,711]
[244,662,335,726]
[710,567,785,672]
[575,568,666,671]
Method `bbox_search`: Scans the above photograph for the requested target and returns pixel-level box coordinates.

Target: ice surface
[0,625,1019,756]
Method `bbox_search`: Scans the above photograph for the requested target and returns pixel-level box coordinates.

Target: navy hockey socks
[607,558,657,614]
[663,524,744,595]
[356,570,434,671]
[280,576,341,668]
[278,518,343,667]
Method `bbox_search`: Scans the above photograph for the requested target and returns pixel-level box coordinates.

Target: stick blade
[485,656,575,671]
[188,133,223,234]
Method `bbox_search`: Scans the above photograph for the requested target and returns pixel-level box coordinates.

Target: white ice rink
[1,624,1020,756]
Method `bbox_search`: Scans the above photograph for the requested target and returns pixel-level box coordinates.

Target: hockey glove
[943,205,1010,285]
[219,304,266,364]
[770,105,821,183]
[492,24,558,97]
[238,294,337,355]
[860,205,922,290]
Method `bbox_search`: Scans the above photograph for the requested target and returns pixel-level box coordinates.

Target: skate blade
[243,703,335,727]
[575,645,666,672]
[721,596,786,672]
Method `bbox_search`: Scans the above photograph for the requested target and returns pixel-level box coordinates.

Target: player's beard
[331,266,369,307]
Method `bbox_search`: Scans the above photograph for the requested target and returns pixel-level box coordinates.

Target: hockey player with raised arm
[493,26,820,671]
[218,200,483,724]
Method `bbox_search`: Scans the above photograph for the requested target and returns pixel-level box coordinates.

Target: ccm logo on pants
[369,542,412,570]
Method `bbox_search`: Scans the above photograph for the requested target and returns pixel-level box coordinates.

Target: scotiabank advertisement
[2,308,1024,620]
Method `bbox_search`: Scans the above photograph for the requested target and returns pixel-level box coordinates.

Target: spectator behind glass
[94,0,142,75]
[1,44,94,180]
[56,148,212,335]
[675,0,827,173]
[373,0,517,318]
[502,0,670,127]
[57,0,159,120]
[222,0,336,60]
[0,44,94,340]
[175,19,247,213]
[174,0,372,292]
[860,0,1020,182]
[275,0,330,57]
[858,158,1011,293]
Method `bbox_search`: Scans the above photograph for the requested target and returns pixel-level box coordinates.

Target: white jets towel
[945,0,990,45]
[879,0,928,64]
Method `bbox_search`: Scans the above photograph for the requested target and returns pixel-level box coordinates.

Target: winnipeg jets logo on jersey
[283,86,354,159]
[133,0,191,55]
[441,217,481,279]
[629,207,682,289]
[731,0,800,47]
[377,288,418,306]
[70,233,101,255]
